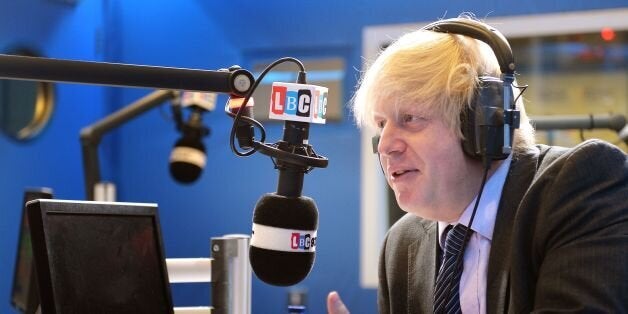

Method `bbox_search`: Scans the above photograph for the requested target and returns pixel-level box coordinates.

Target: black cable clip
[504,109,521,129]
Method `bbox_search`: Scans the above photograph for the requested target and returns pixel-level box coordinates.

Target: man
[328,16,628,313]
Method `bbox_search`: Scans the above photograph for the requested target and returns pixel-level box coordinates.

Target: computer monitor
[27,200,174,314]
[11,187,53,314]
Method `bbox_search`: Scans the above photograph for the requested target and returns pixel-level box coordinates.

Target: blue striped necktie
[433,224,470,314]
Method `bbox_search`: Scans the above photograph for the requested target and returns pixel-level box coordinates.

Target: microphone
[169,91,215,183]
[247,74,329,286]
[250,193,319,286]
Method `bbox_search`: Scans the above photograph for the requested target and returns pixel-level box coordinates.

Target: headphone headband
[422,18,515,75]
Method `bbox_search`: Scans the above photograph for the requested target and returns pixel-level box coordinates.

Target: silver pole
[210,235,251,314]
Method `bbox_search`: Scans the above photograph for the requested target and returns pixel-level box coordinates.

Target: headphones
[373,18,521,164]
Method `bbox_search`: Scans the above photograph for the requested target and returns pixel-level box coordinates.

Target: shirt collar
[438,154,512,247]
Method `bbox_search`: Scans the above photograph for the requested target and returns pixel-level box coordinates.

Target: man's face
[374,102,481,222]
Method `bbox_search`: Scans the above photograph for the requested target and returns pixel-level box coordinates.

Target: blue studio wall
[0,1,113,314]
[1,1,626,314]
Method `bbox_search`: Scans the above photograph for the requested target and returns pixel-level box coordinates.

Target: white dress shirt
[437,155,512,313]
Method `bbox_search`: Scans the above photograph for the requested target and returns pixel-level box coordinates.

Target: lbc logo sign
[269,82,328,124]
[290,232,316,251]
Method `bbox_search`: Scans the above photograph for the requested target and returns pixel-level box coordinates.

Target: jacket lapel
[408,221,437,313]
[486,148,539,314]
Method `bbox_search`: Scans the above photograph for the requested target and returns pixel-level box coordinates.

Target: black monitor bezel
[11,187,53,314]
[26,199,174,314]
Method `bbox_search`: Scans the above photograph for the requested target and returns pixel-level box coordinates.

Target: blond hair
[352,24,535,151]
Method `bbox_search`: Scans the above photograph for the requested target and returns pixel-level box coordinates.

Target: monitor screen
[27,200,173,314]
[11,187,53,314]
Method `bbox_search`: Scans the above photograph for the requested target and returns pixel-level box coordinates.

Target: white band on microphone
[170,147,206,168]
[251,223,317,253]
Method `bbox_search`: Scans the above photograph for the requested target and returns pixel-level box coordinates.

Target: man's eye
[399,114,429,129]
[376,120,386,129]
[401,114,424,124]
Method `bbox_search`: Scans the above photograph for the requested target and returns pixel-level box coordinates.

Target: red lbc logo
[290,232,316,250]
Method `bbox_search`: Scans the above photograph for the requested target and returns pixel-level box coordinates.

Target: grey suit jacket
[378,140,628,313]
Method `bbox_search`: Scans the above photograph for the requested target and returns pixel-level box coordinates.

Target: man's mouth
[391,169,419,179]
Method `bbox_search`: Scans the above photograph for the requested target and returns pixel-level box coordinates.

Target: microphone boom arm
[80,90,179,201]
[0,53,256,200]
[0,54,253,95]
[531,114,626,132]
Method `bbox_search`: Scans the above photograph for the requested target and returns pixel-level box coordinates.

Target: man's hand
[327,291,350,314]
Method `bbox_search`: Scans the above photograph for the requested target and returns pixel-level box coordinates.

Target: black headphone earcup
[460,100,481,160]
[461,77,506,160]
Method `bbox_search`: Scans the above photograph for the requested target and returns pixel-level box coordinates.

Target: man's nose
[378,123,405,157]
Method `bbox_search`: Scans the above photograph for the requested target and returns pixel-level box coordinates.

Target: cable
[577,114,595,142]
[512,83,528,105]
[227,57,305,157]
[223,108,267,149]
[579,129,586,142]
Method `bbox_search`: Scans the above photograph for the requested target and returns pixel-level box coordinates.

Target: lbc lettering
[271,86,325,118]
[290,232,316,250]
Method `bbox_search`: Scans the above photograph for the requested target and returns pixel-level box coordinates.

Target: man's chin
[400,203,445,222]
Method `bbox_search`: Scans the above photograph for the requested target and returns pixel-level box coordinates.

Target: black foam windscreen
[249,193,318,286]
[169,135,206,183]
